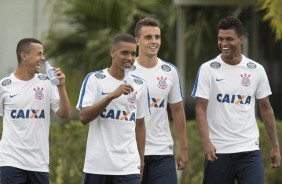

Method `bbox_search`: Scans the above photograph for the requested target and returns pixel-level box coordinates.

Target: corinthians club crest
[34,87,44,100]
[127,91,137,104]
[240,73,251,87]
[157,76,167,89]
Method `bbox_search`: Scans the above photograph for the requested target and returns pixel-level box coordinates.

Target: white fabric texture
[0,73,60,172]
[192,55,271,153]
[76,69,150,175]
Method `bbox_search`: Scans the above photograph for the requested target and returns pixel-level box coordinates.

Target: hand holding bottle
[123,68,134,98]
[45,61,60,86]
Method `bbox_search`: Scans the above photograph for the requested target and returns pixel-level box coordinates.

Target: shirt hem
[215,147,260,154]
[83,169,140,175]
[0,163,49,172]
[145,150,173,155]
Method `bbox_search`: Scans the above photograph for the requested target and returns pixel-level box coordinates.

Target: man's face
[218,29,243,61]
[22,43,45,74]
[110,41,137,70]
[136,26,161,57]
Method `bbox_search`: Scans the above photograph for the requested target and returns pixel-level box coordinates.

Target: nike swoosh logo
[10,94,19,98]
[101,92,109,95]
[216,78,225,81]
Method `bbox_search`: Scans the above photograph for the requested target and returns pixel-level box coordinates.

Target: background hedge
[0,120,281,183]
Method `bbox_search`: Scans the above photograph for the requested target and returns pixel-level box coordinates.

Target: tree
[44,0,160,105]
[258,0,282,40]
[44,0,247,116]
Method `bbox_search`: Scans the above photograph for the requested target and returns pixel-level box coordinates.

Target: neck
[107,67,124,81]
[14,67,35,81]
[221,54,242,65]
[137,54,158,68]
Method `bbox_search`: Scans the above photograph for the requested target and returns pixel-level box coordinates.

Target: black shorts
[203,150,264,184]
[1,166,49,184]
[141,155,177,184]
[82,173,141,184]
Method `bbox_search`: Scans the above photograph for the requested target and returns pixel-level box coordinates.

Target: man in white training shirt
[192,16,281,184]
[76,33,150,184]
[132,17,188,184]
[0,38,71,184]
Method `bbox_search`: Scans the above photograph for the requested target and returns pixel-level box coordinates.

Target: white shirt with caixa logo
[132,58,184,156]
[192,55,271,153]
[0,73,60,172]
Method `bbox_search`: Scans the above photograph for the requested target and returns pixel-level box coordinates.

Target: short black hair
[134,18,160,38]
[16,38,42,61]
[112,33,136,46]
[218,16,244,37]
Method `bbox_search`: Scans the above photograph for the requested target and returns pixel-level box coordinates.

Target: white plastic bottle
[123,68,134,98]
[45,61,59,86]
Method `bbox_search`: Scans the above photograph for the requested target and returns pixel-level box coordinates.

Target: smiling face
[21,43,45,75]
[218,28,243,64]
[110,41,137,71]
[136,26,161,58]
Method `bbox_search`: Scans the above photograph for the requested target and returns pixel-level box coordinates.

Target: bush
[0,120,281,183]
[49,121,88,184]
[178,121,282,184]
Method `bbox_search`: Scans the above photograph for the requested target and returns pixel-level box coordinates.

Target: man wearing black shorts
[192,16,281,184]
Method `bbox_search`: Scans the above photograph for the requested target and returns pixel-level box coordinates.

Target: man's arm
[56,85,71,120]
[258,96,281,168]
[55,68,71,120]
[79,84,133,125]
[135,118,146,177]
[169,101,188,170]
[195,97,217,161]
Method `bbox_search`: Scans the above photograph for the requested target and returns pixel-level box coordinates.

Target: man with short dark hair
[0,38,71,184]
[192,16,281,184]
[132,18,188,184]
[77,33,149,184]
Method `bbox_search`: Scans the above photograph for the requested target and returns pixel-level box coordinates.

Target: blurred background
[1,0,282,183]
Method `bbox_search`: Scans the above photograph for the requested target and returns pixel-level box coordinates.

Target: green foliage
[49,121,88,184]
[177,121,282,184]
[178,122,205,184]
[0,120,281,183]
[257,0,282,40]
[44,0,161,106]
[258,122,282,184]
[44,0,243,108]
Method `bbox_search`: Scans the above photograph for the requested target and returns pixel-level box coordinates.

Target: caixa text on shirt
[100,108,136,122]
[217,94,251,104]
[11,109,45,119]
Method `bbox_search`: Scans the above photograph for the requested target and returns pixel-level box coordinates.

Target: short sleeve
[0,85,4,116]
[76,73,98,110]
[255,66,272,99]
[50,85,60,113]
[136,83,150,119]
[168,66,184,104]
[191,64,211,100]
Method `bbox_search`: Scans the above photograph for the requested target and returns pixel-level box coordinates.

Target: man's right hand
[203,141,218,161]
[109,84,134,99]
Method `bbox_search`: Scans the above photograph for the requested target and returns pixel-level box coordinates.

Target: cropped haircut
[112,33,136,47]
[16,38,42,61]
[218,16,244,37]
[134,18,160,38]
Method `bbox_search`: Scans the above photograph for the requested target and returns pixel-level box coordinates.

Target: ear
[135,38,140,46]
[240,36,244,45]
[20,52,27,62]
[110,48,114,57]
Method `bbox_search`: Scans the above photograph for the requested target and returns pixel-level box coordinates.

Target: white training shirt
[0,73,60,172]
[76,69,150,175]
[131,58,184,156]
[192,55,272,153]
